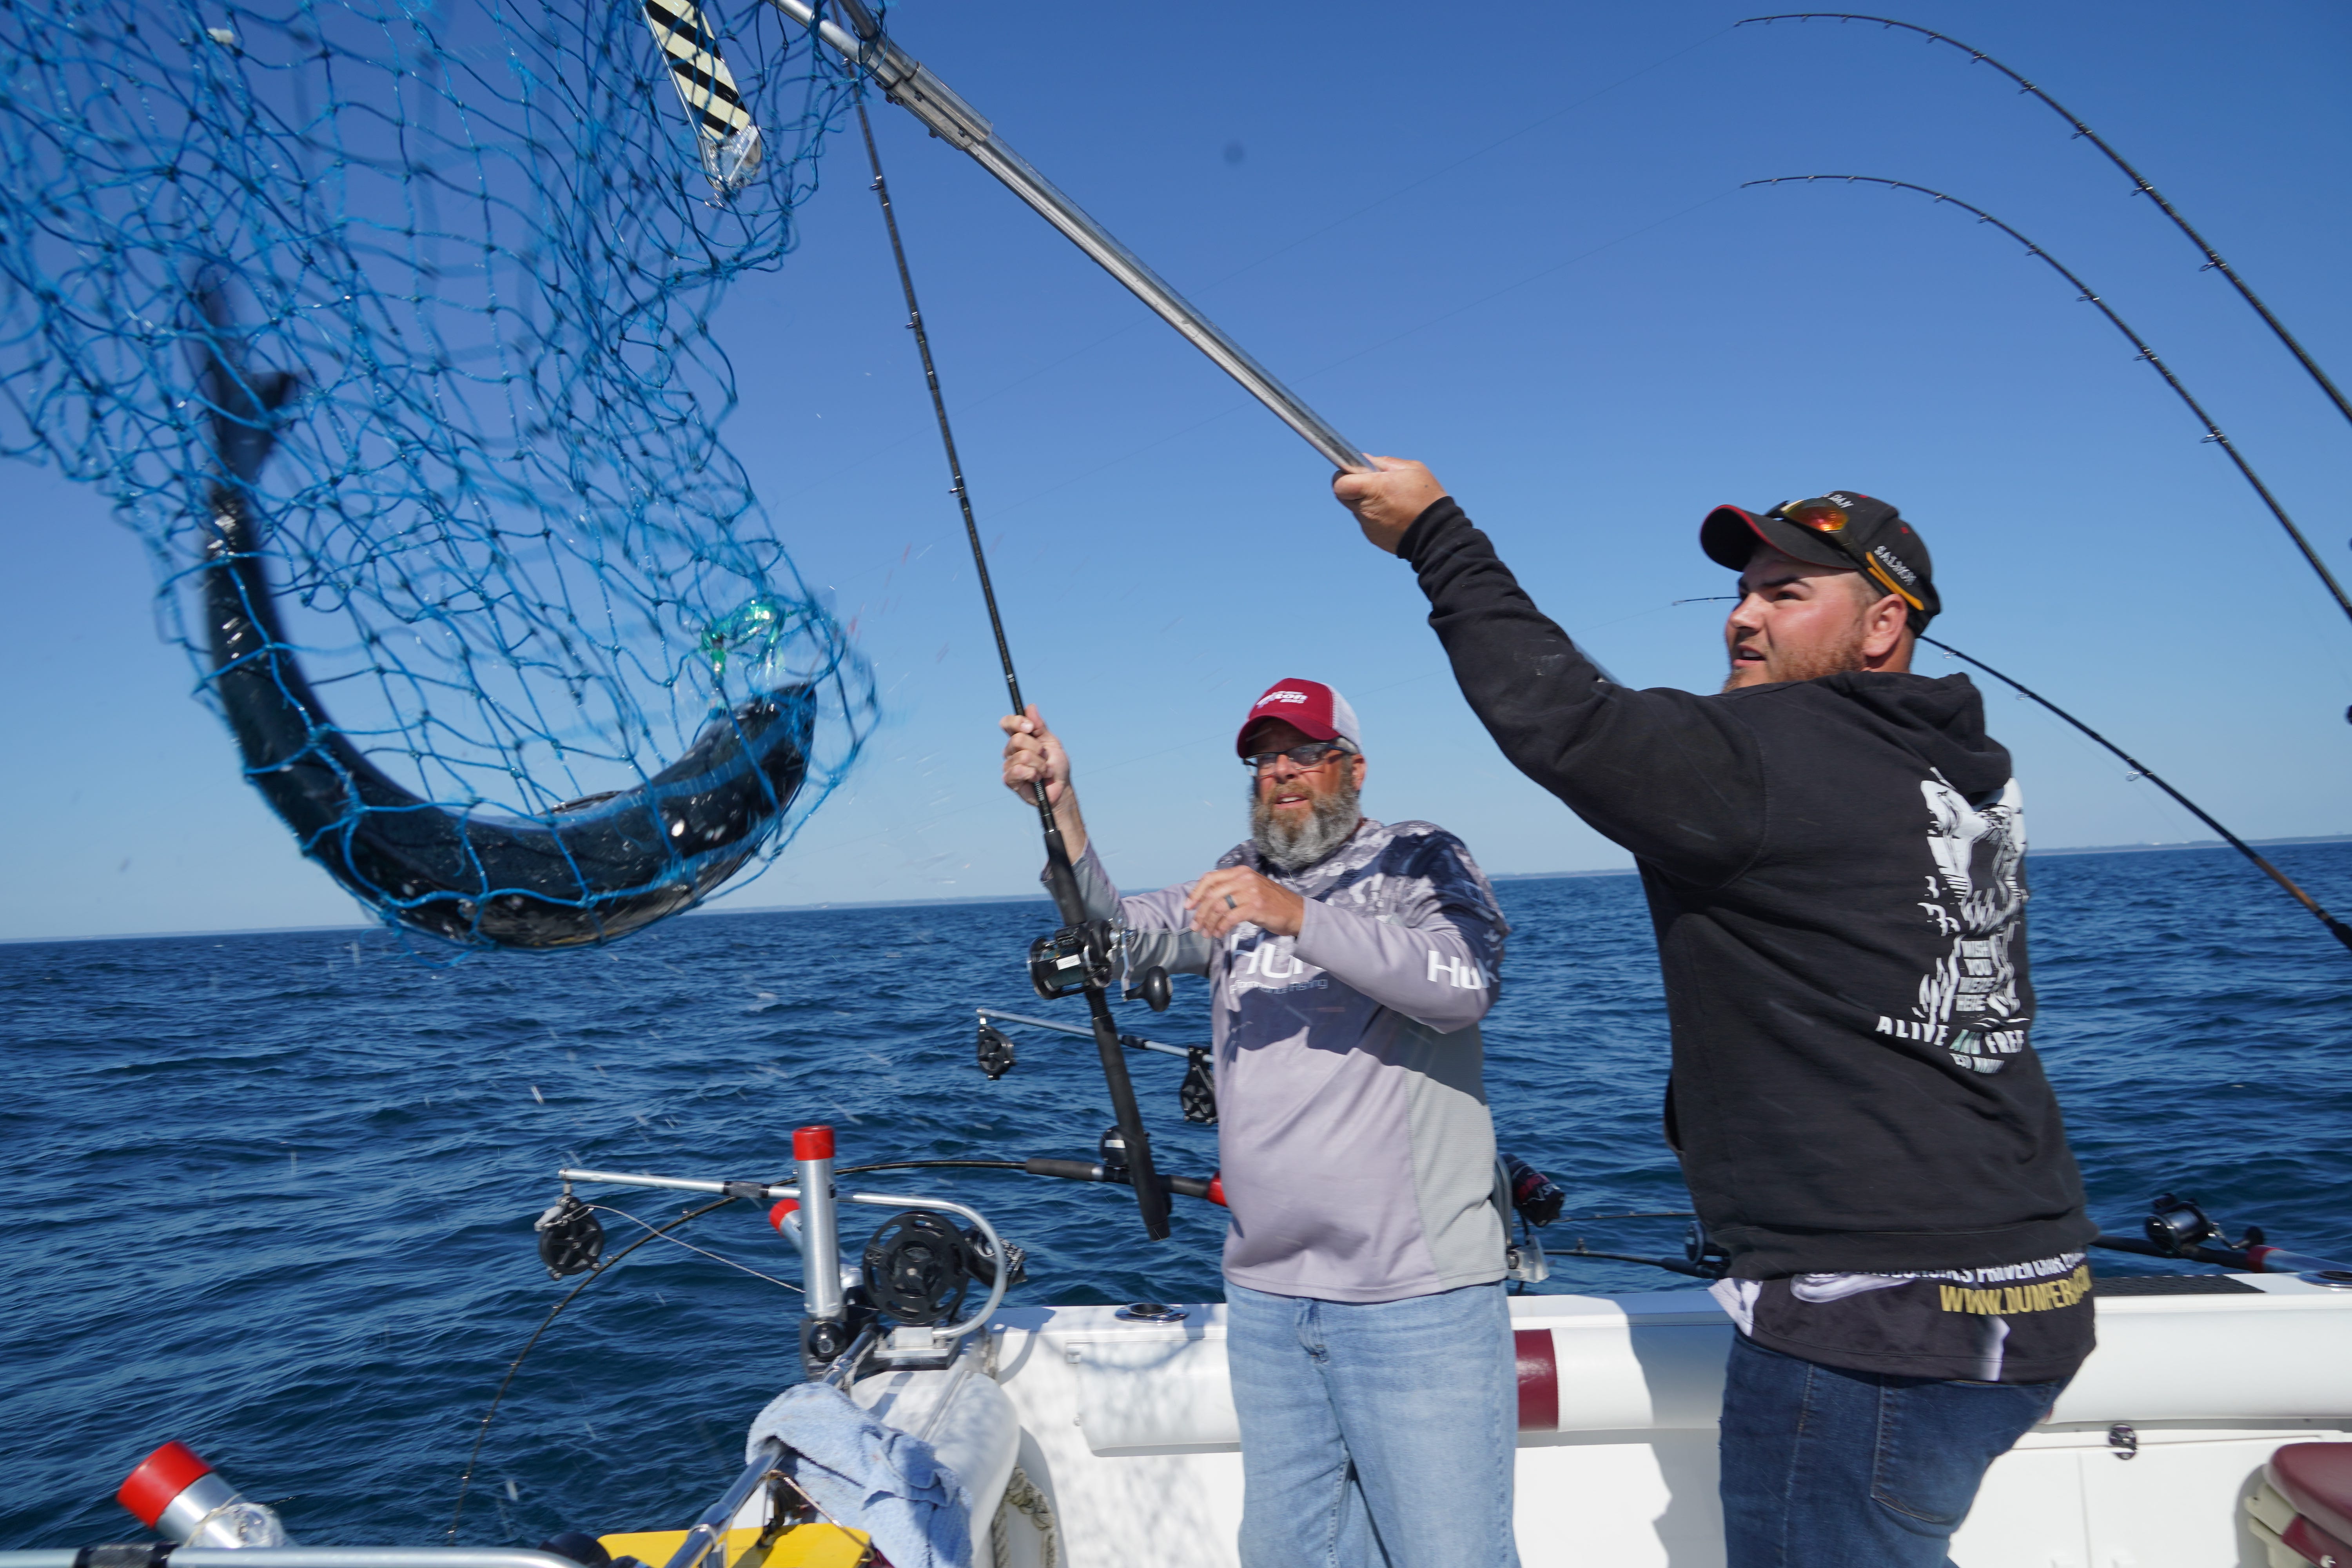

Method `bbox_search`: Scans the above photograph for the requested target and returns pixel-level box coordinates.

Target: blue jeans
[1226,1279,1520,1568]
[1719,1332,2067,1568]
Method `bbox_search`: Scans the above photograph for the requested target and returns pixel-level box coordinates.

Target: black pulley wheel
[1180,1048,1217,1125]
[976,1020,1016,1080]
[862,1211,971,1326]
[534,1193,603,1278]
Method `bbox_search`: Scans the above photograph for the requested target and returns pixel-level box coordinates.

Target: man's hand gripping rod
[771,0,1372,475]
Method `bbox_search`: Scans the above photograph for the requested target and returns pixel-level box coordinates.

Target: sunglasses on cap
[1241,740,1357,773]
[1767,497,1926,615]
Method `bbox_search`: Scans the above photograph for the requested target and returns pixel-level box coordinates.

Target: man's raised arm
[1334,460,1766,885]
[1000,706,1212,975]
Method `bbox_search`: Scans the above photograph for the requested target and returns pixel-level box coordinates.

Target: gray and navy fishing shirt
[1064,817,1510,1303]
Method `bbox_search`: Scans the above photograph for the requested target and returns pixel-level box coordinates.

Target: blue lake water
[2,842,2346,1549]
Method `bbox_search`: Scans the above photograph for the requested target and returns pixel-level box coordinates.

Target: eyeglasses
[1766,497,1925,614]
[1241,742,1356,773]
[1778,497,1851,537]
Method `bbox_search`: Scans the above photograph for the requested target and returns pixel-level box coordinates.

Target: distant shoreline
[11,833,2345,945]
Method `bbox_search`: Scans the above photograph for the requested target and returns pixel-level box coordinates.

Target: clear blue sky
[5,0,2349,940]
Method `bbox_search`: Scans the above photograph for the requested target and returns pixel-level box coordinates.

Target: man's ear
[1860,592,1909,664]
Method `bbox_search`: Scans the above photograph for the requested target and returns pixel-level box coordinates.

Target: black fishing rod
[1738,14,2352,438]
[1922,636,2352,955]
[852,94,1171,1240]
[1744,176,2352,630]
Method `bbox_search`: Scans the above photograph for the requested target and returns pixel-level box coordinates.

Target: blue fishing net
[0,0,875,948]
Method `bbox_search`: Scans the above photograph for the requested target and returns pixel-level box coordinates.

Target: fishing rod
[1922,636,2352,955]
[771,0,1371,474]
[1738,14,2352,437]
[852,96,1171,1240]
[1744,176,2352,630]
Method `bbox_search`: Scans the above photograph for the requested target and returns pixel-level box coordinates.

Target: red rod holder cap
[793,1125,834,1161]
[118,1441,212,1528]
[768,1198,801,1230]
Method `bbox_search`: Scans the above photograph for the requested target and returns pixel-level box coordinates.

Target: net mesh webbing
[0,0,874,947]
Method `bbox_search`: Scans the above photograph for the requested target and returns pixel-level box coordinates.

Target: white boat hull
[951,1275,2352,1568]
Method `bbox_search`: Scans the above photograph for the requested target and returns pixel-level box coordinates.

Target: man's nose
[1726,592,1767,632]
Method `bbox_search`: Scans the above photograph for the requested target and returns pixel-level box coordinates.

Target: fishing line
[1738,14,2352,436]
[450,1195,740,1539]
[583,1203,805,1292]
[1668,596,2348,947]
[852,88,1170,1241]
[1744,176,2352,630]
[444,1155,1032,1536]
[1921,637,2352,955]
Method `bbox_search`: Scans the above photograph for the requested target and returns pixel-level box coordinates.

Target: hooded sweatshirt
[1399,498,2094,1279]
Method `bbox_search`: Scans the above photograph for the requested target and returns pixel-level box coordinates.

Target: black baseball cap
[1700,492,1940,630]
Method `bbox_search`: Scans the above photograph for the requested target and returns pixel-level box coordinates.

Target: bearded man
[1000,679,1520,1568]
[1333,464,2096,1568]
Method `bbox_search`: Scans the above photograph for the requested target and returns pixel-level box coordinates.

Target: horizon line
[7,832,2346,947]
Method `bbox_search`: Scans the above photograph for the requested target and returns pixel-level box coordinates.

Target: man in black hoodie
[1333,460,2096,1568]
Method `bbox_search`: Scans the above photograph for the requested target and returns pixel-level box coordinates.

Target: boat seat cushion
[2270,1443,2352,1547]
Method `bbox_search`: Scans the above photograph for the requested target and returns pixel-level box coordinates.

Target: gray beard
[1250,772,1362,872]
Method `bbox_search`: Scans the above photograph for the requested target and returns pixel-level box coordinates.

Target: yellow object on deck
[595,1523,871,1568]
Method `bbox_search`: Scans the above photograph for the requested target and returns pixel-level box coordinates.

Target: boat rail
[652,1441,786,1568]
[557,1171,1012,1348]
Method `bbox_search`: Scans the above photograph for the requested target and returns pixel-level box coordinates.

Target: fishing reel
[966,1227,1028,1290]
[1684,1219,1730,1277]
[2146,1193,2219,1255]
[2144,1192,2264,1256]
[1028,920,1117,1000]
[1027,920,1173,1012]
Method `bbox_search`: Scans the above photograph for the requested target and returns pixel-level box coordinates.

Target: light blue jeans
[1226,1279,1521,1568]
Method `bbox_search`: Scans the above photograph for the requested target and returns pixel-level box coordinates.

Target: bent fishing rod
[853,96,1171,1240]
[1922,637,2352,956]
[1746,176,2352,630]
[770,0,1371,476]
[1739,14,2352,439]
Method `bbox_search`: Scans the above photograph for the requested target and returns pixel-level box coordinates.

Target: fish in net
[0,0,876,949]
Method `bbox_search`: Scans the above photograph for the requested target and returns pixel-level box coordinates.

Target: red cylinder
[118,1441,212,1528]
[768,1198,801,1230]
[793,1125,835,1160]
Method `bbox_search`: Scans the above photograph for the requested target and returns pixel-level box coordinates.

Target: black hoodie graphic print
[1398,499,2096,1281]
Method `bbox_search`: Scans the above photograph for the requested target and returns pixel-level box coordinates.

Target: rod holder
[795,1126,844,1322]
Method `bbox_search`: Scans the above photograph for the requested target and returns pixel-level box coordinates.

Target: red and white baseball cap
[1236,678,1363,756]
